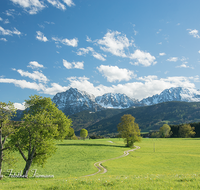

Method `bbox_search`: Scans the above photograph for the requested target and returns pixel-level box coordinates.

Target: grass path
[84,146,140,177]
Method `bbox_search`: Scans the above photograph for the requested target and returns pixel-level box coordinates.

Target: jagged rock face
[52,88,103,115]
[95,93,139,109]
[140,87,200,106]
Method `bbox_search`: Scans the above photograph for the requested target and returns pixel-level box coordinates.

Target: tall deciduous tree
[80,129,88,140]
[117,114,141,148]
[9,95,72,178]
[159,124,172,138]
[178,124,195,138]
[0,102,16,179]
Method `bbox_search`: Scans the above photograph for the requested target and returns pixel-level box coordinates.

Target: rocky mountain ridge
[52,87,200,115]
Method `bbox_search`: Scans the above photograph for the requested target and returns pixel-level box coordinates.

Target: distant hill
[73,101,200,136]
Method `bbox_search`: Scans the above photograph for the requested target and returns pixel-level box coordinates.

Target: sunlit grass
[1,138,200,189]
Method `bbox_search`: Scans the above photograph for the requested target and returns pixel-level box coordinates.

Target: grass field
[1,138,200,189]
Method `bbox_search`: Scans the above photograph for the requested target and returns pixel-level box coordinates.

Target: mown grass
[1,138,200,189]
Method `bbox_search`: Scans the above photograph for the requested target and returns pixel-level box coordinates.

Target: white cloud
[63,59,72,69]
[27,61,44,69]
[63,59,84,69]
[176,64,189,68]
[96,30,133,57]
[0,17,2,21]
[10,0,45,14]
[36,31,48,42]
[0,26,21,36]
[198,50,200,54]
[47,0,66,10]
[15,69,49,83]
[42,83,68,95]
[14,102,25,110]
[159,52,166,56]
[97,65,135,82]
[62,0,75,7]
[0,78,45,91]
[52,37,78,47]
[167,57,178,62]
[129,49,157,66]
[156,29,162,34]
[0,38,7,41]
[77,47,106,61]
[4,19,10,24]
[187,29,200,38]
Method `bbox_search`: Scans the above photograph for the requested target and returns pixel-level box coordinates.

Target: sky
[1,0,200,110]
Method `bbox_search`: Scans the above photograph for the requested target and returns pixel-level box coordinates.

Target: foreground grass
[1,138,200,189]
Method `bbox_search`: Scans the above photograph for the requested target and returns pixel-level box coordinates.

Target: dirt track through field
[84,146,140,177]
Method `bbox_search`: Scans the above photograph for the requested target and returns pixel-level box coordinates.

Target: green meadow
[1,138,200,189]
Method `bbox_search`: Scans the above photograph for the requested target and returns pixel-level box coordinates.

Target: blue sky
[1,0,200,109]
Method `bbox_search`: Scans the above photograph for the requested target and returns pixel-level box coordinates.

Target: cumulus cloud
[62,0,75,7]
[0,78,45,91]
[0,26,21,36]
[176,64,189,68]
[0,38,7,41]
[77,47,106,61]
[167,57,178,62]
[63,59,84,69]
[97,65,135,82]
[159,52,166,56]
[129,49,157,66]
[14,102,25,110]
[10,0,46,14]
[10,0,74,14]
[36,31,48,42]
[15,69,49,83]
[96,30,133,57]
[47,0,66,10]
[27,61,44,69]
[52,37,78,47]
[187,29,200,38]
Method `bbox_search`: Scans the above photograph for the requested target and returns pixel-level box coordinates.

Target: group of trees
[150,123,196,138]
[0,95,72,179]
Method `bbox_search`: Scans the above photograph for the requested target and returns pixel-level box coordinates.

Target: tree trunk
[22,159,33,178]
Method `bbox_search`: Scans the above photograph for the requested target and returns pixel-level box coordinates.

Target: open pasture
[1,138,200,189]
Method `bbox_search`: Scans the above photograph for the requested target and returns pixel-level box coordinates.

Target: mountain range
[14,87,200,136]
[52,87,200,116]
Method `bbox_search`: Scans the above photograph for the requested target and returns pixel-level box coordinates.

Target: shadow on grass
[56,143,127,148]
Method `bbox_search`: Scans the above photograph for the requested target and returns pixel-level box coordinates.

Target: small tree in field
[80,129,88,140]
[117,114,141,148]
[0,102,16,180]
[9,95,72,178]
[159,124,172,138]
[179,124,195,138]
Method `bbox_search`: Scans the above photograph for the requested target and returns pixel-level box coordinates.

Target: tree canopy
[9,95,72,178]
[159,124,172,138]
[178,124,195,138]
[80,128,88,140]
[117,114,141,147]
[0,102,16,179]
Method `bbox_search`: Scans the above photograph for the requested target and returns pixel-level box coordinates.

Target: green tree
[0,102,16,179]
[159,124,172,138]
[66,127,75,139]
[9,95,72,178]
[80,129,88,140]
[178,124,195,138]
[117,114,141,148]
